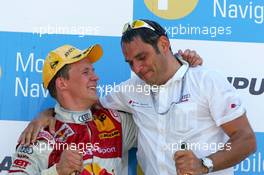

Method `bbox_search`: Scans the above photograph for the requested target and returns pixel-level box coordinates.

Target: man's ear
[158,36,170,53]
[55,77,68,90]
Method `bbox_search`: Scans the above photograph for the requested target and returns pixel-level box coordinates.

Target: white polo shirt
[100,60,245,175]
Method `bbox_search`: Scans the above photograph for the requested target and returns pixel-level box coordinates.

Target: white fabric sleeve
[8,140,57,175]
[200,70,246,126]
[118,111,138,153]
[100,81,134,113]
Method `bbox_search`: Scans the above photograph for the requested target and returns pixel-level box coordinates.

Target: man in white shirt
[99,19,256,175]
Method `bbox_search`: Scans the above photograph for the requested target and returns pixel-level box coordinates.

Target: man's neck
[61,104,92,111]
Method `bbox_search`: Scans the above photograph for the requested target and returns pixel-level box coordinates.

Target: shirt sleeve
[200,70,246,126]
[118,111,138,153]
[9,139,57,175]
[100,80,134,113]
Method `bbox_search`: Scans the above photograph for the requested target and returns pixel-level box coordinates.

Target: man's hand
[18,108,55,145]
[174,150,207,175]
[56,149,83,175]
[178,49,203,67]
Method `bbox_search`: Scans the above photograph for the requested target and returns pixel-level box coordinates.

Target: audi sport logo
[78,113,92,122]
[17,146,33,154]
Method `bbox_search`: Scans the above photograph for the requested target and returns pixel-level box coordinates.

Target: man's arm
[208,114,256,171]
[174,68,256,175]
[18,108,55,145]
[118,111,138,153]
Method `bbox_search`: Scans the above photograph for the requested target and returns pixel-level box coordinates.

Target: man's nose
[91,72,99,81]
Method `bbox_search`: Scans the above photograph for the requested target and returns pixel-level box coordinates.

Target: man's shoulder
[188,65,209,74]
[188,66,223,80]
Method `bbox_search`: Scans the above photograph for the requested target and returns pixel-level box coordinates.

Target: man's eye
[138,56,145,60]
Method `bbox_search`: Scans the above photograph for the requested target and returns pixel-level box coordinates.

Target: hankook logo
[144,0,199,19]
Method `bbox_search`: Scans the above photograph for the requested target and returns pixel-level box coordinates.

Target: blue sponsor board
[133,0,264,43]
[234,132,264,174]
[0,32,130,121]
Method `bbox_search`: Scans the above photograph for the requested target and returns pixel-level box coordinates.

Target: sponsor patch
[94,113,115,132]
[12,159,30,169]
[37,130,54,142]
[17,154,29,159]
[55,124,74,142]
[99,130,120,139]
[78,112,92,122]
[17,146,33,154]
[180,94,191,103]
[82,162,114,175]
[128,100,152,108]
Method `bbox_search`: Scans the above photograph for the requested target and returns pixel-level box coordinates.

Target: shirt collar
[55,103,93,124]
[163,56,189,87]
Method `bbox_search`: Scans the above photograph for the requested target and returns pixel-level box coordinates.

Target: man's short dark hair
[121,19,171,53]
[47,64,71,99]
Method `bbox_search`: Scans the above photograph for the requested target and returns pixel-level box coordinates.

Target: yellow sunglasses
[122,20,156,34]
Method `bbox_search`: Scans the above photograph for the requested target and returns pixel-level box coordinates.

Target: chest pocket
[166,102,197,138]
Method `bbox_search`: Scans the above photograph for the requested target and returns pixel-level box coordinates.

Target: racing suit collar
[55,103,93,124]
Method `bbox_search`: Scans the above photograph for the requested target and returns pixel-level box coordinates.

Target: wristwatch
[201,157,214,173]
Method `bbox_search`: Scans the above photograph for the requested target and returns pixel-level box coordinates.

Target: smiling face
[122,36,170,85]
[59,57,99,108]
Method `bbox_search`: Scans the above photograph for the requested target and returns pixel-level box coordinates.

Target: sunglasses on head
[122,20,163,36]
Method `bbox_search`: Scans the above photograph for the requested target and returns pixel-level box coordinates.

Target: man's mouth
[88,86,96,90]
